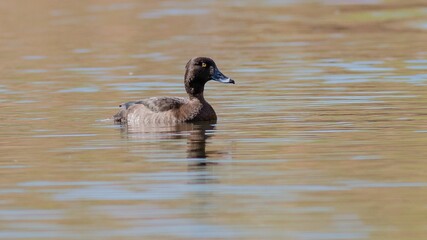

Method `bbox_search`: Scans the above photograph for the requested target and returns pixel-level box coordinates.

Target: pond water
[1,0,427,239]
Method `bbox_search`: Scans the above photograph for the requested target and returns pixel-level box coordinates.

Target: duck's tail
[113,109,127,123]
[113,101,141,123]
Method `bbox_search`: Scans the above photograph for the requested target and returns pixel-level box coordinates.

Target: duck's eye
[202,62,207,68]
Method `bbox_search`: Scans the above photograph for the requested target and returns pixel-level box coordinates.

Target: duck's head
[184,57,234,96]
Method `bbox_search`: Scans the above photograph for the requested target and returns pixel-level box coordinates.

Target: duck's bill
[211,68,235,84]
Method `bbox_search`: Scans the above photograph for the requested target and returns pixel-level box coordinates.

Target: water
[1,0,427,239]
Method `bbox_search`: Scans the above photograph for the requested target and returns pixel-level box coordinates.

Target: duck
[114,57,235,124]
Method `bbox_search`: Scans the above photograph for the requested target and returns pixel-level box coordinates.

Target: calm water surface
[1,0,427,239]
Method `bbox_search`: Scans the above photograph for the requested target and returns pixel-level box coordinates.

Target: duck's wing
[136,97,188,112]
[113,97,188,123]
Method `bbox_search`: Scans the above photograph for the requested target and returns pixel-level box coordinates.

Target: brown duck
[114,57,235,124]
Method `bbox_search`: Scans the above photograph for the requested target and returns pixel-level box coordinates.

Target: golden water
[1,0,427,239]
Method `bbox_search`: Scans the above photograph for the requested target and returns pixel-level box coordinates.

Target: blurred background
[1,0,427,239]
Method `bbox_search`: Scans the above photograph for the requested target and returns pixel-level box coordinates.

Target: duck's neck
[188,93,206,102]
[185,78,207,101]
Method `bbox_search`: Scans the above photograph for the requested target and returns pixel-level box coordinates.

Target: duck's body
[114,95,216,124]
[114,57,234,124]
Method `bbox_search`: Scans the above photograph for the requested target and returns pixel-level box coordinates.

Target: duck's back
[114,97,208,124]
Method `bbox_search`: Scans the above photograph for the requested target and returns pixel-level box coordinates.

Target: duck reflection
[118,121,220,215]
[119,120,219,174]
